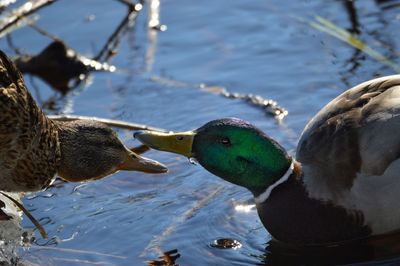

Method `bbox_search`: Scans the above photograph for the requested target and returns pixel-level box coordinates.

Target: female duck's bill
[122,152,169,174]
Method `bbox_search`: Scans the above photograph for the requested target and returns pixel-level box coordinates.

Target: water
[0,0,400,265]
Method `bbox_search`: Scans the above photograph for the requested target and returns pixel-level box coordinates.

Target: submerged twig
[29,22,61,42]
[6,34,23,55]
[216,87,288,119]
[141,186,224,257]
[302,15,400,73]
[151,75,288,119]
[146,249,180,266]
[94,3,143,62]
[48,114,167,132]
[10,1,142,94]
[14,40,116,93]
[0,0,57,36]
[52,257,112,265]
[114,0,138,8]
[30,245,127,259]
[0,192,48,239]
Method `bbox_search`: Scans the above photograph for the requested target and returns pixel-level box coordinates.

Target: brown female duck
[0,50,167,192]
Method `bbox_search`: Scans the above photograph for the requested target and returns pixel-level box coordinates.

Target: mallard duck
[0,50,167,193]
[135,75,400,246]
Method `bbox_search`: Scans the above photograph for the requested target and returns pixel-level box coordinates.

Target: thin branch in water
[215,86,288,119]
[150,75,288,119]
[47,114,167,132]
[0,0,57,36]
[14,40,116,93]
[52,257,117,265]
[30,245,127,259]
[6,34,23,55]
[114,0,141,8]
[29,22,61,42]
[300,15,400,73]
[0,192,48,239]
[94,3,143,62]
[141,186,224,257]
[146,249,181,266]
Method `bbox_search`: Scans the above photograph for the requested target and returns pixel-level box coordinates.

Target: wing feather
[297,75,400,192]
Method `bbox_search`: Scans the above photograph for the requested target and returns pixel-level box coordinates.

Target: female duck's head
[135,118,292,192]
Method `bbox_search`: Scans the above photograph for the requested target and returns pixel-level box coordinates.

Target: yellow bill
[134,130,195,157]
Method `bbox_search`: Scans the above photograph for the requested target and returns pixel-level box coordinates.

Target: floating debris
[199,83,288,119]
[302,15,400,73]
[151,76,288,120]
[0,0,56,37]
[210,238,242,249]
[219,88,288,119]
[146,249,181,266]
[0,0,144,96]
[14,40,115,93]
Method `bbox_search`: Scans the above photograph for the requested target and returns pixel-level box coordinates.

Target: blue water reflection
[1,0,399,265]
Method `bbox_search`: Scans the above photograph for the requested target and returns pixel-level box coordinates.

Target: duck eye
[220,137,231,146]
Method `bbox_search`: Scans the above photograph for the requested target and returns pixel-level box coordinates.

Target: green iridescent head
[135,118,291,192]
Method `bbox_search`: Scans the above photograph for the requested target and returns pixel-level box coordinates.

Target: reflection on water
[0,0,400,265]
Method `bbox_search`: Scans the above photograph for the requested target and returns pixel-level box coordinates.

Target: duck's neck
[253,159,296,204]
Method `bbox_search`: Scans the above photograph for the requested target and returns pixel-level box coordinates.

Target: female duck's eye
[220,137,231,146]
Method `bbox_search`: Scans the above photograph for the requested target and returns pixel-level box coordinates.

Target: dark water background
[1,0,400,265]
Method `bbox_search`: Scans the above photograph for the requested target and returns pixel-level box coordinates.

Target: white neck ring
[254,160,294,204]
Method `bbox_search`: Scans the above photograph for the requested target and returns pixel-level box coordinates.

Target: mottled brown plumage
[0,50,60,192]
[0,50,167,192]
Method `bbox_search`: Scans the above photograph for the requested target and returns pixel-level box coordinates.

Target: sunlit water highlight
[0,0,400,265]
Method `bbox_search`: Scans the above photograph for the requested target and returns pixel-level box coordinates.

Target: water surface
[1,0,400,265]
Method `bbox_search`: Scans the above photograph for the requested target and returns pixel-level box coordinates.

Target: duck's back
[297,75,400,197]
[0,51,60,192]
